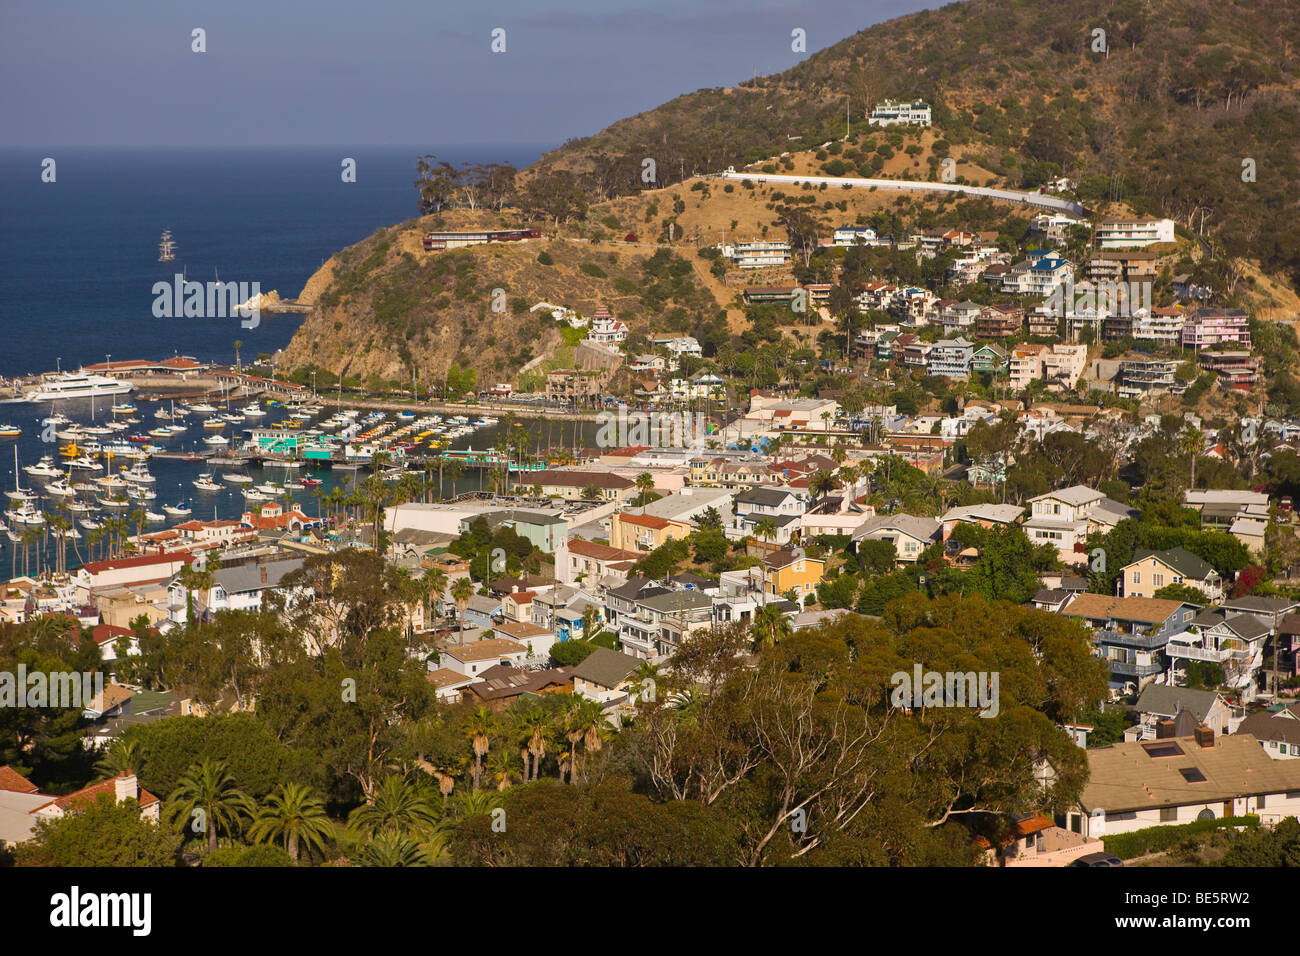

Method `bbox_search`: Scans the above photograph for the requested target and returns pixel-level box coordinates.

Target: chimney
[1194,724,1215,748]
[115,772,137,804]
[1156,718,1176,739]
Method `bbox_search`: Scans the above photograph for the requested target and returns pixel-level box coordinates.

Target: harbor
[0,366,603,568]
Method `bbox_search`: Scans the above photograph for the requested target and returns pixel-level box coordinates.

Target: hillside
[278,213,720,390]
[528,0,1300,288]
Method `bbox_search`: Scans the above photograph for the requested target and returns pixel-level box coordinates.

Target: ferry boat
[24,372,134,403]
[24,456,62,479]
[193,474,221,492]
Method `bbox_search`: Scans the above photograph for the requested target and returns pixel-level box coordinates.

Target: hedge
[1101,815,1260,859]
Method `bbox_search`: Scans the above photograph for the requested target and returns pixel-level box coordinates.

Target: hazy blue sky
[1,0,938,147]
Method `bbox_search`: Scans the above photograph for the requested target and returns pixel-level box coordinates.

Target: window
[1132,571,1141,584]
[1258,795,1267,809]
[1142,742,1185,758]
[1160,807,1178,822]
[1153,574,1164,587]
[1178,767,1207,783]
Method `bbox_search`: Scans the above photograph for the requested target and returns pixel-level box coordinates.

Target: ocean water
[0,145,548,377]
[0,144,555,554]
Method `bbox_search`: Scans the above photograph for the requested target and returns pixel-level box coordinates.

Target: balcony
[1094,628,1167,650]
[1167,640,1250,663]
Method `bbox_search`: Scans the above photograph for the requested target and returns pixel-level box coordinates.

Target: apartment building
[1094,217,1176,249]
[1181,308,1252,349]
[720,240,791,269]
[926,337,975,379]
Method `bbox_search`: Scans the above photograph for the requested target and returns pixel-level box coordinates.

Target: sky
[0,0,939,148]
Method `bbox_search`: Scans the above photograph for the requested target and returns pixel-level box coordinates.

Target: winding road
[718,170,1088,218]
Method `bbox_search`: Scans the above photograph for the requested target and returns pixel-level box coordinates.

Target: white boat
[45,477,75,498]
[93,474,128,490]
[242,403,266,417]
[284,480,305,490]
[189,403,218,414]
[126,485,156,500]
[68,456,102,471]
[4,487,35,503]
[24,372,133,403]
[145,511,166,523]
[223,473,253,484]
[110,403,138,416]
[79,518,102,530]
[68,500,96,514]
[122,461,156,485]
[98,495,129,510]
[204,434,229,447]
[193,474,221,491]
[23,456,62,479]
[4,500,44,526]
[202,416,226,430]
[243,489,271,501]
[255,482,284,495]
[265,459,301,469]
[162,503,192,517]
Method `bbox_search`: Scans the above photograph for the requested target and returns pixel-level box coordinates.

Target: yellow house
[1117,547,1223,601]
[609,512,692,553]
[764,548,826,600]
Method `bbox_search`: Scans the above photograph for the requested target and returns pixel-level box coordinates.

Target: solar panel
[1179,767,1207,783]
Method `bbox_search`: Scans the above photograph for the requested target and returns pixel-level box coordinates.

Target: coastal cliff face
[277,214,718,389]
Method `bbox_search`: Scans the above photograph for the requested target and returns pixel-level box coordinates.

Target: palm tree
[347,775,439,838]
[248,782,333,862]
[233,339,243,372]
[422,568,448,630]
[563,697,605,784]
[358,833,431,867]
[752,602,792,650]
[809,468,839,501]
[634,472,655,514]
[164,759,255,853]
[95,738,145,780]
[450,576,475,644]
[753,516,778,604]
[466,706,495,791]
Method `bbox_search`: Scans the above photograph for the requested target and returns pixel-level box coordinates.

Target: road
[718,171,1087,218]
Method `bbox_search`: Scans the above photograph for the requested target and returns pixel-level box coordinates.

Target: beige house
[1118,548,1222,601]
[609,512,691,553]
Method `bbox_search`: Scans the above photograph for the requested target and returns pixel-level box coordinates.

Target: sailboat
[4,448,44,526]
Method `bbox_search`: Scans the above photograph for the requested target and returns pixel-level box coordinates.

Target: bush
[537,252,554,266]
[1102,816,1259,860]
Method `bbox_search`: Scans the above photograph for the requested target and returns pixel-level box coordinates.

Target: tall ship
[24,371,135,403]
[158,229,176,262]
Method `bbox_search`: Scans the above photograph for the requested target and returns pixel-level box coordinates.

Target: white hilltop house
[532,301,586,327]
[867,99,932,127]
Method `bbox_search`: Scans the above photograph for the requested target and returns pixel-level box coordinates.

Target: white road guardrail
[719,170,1087,218]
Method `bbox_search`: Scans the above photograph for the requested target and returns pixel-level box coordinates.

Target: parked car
[1068,852,1123,867]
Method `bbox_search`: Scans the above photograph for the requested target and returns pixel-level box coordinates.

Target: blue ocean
[0,145,609,556]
